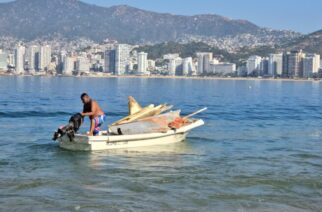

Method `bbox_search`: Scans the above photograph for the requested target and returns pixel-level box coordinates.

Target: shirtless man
[80,93,106,136]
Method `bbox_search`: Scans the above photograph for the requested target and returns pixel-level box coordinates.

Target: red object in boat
[168,117,186,129]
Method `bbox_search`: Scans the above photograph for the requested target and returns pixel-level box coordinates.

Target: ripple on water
[0,77,322,211]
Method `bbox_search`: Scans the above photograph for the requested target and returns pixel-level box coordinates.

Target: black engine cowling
[53,113,84,141]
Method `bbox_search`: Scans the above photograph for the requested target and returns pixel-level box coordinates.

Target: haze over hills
[0,0,300,45]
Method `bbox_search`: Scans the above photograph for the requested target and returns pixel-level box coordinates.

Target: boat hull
[58,119,204,151]
[59,132,188,151]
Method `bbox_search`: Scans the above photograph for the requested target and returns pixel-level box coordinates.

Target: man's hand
[81,112,94,117]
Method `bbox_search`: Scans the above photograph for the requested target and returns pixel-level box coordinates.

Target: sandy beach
[0,71,320,83]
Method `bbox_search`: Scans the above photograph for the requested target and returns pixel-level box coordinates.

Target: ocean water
[0,76,322,211]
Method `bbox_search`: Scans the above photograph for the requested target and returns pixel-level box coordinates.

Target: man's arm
[81,101,97,116]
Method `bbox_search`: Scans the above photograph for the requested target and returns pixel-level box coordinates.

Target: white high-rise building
[246,55,262,75]
[303,54,321,78]
[147,59,155,72]
[208,59,220,74]
[58,50,67,73]
[8,53,15,67]
[168,58,177,76]
[76,56,90,73]
[115,44,132,75]
[63,56,75,75]
[26,45,38,73]
[268,53,283,76]
[15,44,25,74]
[168,57,182,76]
[288,50,306,78]
[137,52,148,74]
[196,52,213,75]
[128,60,134,72]
[59,50,67,65]
[182,57,194,75]
[209,63,236,75]
[38,45,51,72]
[197,54,203,74]
[203,53,213,74]
[0,50,7,71]
[313,54,320,73]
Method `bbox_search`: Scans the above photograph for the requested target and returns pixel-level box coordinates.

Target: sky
[1,0,322,34]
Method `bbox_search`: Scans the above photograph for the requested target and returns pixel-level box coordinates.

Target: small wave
[0,111,72,118]
[188,136,214,142]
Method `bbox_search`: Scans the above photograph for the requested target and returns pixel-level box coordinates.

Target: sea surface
[0,76,322,211]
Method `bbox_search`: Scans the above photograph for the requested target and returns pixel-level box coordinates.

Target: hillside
[135,42,277,66]
[0,0,299,44]
[284,30,322,54]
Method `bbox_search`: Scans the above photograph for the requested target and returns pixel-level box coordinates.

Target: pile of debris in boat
[109,96,206,135]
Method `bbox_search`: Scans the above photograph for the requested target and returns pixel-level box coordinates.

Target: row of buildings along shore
[0,42,321,79]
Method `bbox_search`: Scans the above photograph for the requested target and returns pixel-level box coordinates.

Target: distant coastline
[0,72,320,83]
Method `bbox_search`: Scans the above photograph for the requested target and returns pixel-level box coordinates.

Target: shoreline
[0,72,320,83]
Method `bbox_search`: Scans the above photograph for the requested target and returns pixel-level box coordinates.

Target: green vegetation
[135,42,279,66]
[282,30,322,55]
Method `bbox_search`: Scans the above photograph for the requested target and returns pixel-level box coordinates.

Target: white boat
[58,119,204,151]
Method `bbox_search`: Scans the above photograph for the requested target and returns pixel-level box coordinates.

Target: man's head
[81,93,91,104]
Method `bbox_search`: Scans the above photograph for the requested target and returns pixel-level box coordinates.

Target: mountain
[0,0,299,44]
[284,30,322,54]
[136,41,278,66]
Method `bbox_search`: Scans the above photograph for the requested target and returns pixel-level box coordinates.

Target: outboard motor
[53,113,84,141]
